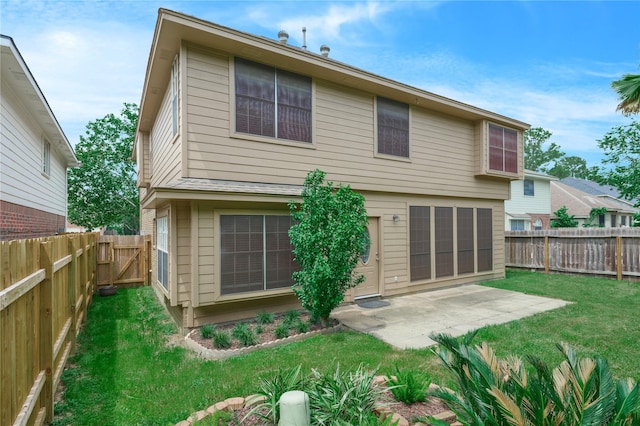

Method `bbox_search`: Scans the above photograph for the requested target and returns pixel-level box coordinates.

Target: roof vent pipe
[278,30,289,44]
[302,27,307,50]
[320,45,330,57]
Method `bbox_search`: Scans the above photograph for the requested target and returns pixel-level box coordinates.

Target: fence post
[39,241,54,423]
[616,235,622,281]
[68,237,78,354]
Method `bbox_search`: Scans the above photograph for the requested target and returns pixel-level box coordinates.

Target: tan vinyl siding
[196,206,215,304]
[176,203,191,304]
[150,74,181,187]
[183,48,510,200]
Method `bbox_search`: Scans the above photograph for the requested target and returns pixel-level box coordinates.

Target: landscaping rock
[225,396,245,410]
[244,394,266,408]
[214,400,228,411]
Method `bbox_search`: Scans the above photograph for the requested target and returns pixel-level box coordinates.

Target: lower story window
[157,216,168,289]
[220,215,299,295]
[511,219,525,231]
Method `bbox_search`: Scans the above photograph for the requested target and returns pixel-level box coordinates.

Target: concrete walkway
[332,285,569,349]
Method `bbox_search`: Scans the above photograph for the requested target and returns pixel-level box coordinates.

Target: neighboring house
[550,181,638,227]
[0,35,79,241]
[134,9,529,329]
[505,170,556,230]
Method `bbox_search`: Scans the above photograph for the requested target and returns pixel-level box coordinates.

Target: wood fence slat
[38,241,53,424]
[0,269,45,311]
[11,370,45,426]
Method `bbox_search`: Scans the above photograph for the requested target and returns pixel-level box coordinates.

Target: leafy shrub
[232,323,258,347]
[256,311,274,325]
[307,364,386,425]
[386,365,430,404]
[426,332,640,426]
[274,322,290,339]
[211,329,231,349]
[244,365,304,424]
[199,324,215,339]
[294,320,309,334]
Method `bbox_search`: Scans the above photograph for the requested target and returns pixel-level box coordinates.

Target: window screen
[477,208,493,272]
[457,208,474,275]
[410,206,431,281]
[377,97,409,157]
[489,124,518,173]
[435,207,453,278]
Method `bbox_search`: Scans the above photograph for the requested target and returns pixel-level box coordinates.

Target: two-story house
[505,170,556,230]
[134,9,530,330]
[0,35,79,241]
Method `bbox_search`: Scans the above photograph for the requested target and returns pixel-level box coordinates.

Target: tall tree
[547,155,589,179]
[68,103,139,233]
[612,73,640,116]
[524,127,564,172]
[597,120,640,206]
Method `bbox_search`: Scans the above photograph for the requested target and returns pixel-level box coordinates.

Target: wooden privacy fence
[96,235,150,288]
[505,228,640,280]
[0,233,98,426]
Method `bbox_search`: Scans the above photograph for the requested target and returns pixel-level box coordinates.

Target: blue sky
[2,0,639,166]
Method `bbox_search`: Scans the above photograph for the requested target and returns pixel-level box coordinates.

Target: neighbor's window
[409,206,431,281]
[611,214,617,227]
[524,179,534,196]
[621,216,627,226]
[489,123,518,173]
[510,219,525,231]
[477,208,493,272]
[157,216,169,289]
[235,58,312,143]
[457,208,474,275]
[435,207,454,278]
[171,56,178,136]
[534,218,543,230]
[220,215,299,295]
[598,214,605,227]
[42,137,51,176]
[377,97,409,158]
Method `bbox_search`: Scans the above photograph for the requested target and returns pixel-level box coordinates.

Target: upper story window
[171,57,178,137]
[42,137,51,176]
[377,97,409,158]
[489,123,518,173]
[523,179,534,196]
[234,58,312,143]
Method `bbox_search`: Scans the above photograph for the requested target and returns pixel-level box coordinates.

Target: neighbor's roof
[524,169,557,181]
[0,35,79,167]
[136,8,530,136]
[560,177,621,198]
[551,181,638,217]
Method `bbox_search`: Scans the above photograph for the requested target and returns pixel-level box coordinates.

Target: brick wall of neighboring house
[528,213,552,230]
[0,200,66,241]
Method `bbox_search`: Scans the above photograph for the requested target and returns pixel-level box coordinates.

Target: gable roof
[137,8,530,136]
[0,35,79,167]
[560,177,621,198]
[550,181,638,218]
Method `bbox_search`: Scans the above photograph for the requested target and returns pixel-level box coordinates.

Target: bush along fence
[0,233,98,426]
[505,228,640,280]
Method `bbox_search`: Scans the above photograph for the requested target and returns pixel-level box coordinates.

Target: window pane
[378,97,409,157]
[220,215,264,295]
[435,207,453,278]
[477,209,493,272]
[410,206,430,281]
[524,179,534,196]
[489,124,518,173]
[265,216,299,290]
[457,208,474,275]
[277,70,312,142]
[235,58,275,137]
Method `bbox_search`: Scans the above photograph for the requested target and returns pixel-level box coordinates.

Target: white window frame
[42,137,51,176]
[157,216,169,289]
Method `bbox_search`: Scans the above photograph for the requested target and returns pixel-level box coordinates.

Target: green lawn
[53,270,640,425]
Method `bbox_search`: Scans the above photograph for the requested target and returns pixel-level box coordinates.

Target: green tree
[288,169,369,324]
[547,155,589,179]
[68,103,139,233]
[612,72,640,116]
[550,206,578,228]
[524,127,565,172]
[597,120,640,207]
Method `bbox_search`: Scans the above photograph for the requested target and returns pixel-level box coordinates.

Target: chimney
[320,45,330,57]
[278,30,289,44]
[302,27,307,50]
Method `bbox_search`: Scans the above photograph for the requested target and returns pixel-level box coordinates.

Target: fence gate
[97,235,151,287]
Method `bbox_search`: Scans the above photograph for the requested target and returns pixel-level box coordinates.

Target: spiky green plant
[232,322,258,347]
[274,322,290,339]
[199,324,215,339]
[256,311,275,325]
[244,365,304,425]
[425,332,640,426]
[385,365,431,405]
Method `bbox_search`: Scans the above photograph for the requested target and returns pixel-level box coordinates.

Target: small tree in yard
[551,206,578,228]
[288,169,368,324]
